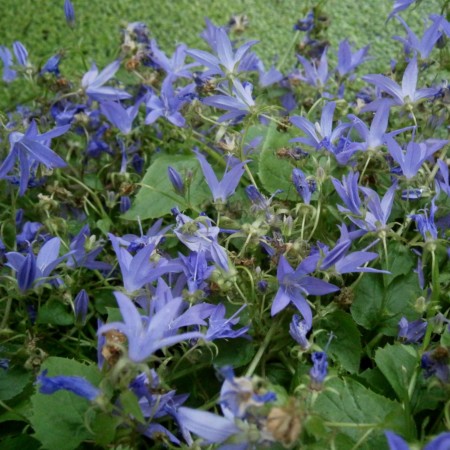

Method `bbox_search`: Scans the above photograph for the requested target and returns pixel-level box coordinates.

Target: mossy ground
[0,0,442,109]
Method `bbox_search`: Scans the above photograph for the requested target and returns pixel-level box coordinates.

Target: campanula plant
[0,1,449,449]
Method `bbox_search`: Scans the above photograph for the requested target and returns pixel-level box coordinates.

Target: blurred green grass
[0,0,442,108]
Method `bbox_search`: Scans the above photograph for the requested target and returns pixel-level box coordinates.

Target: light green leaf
[123,154,210,220]
[257,122,301,200]
[30,357,101,450]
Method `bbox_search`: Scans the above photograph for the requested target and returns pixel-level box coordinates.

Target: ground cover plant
[0,0,449,449]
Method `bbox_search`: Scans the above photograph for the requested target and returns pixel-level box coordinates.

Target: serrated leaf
[30,357,101,450]
[375,344,418,402]
[317,310,362,374]
[314,377,413,448]
[123,155,210,220]
[0,367,31,401]
[257,122,300,200]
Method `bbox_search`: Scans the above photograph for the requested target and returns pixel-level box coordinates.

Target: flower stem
[245,322,277,377]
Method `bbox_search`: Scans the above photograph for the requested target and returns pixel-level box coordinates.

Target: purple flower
[387,0,416,22]
[74,289,89,325]
[356,182,398,232]
[384,431,410,450]
[177,407,240,445]
[37,369,100,401]
[296,49,330,88]
[13,41,28,66]
[174,212,229,271]
[398,317,427,343]
[319,239,387,274]
[386,135,447,179]
[290,102,349,154]
[66,225,110,271]
[205,304,250,341]
[362,56,438,107]
[219,367,276,419]
[97,292,204,363]
[0,121,69,195]
[310,351,328,388]
[150,40,196,81]
[145,79,192,127]
[186,27,258,77]
[6,237,70,292]
[168,166,185,195]
[81,60,131,102]
[202,79,256,123]
[331,171,361,216]
[109,233,181,292]
[393,16,442,59]
[289,314,311,349]
[195,149,246,203]
[421,349,449,382]
[410,199,439,242]
[99,98,143,134]
[40,54,62,77]
[176,251,214,294]
[272,255,339,327]
[292,168,314,204]
[64,0,75,27]
[336,40,370,77]
[424,432,450,450]
[0,46,17,82]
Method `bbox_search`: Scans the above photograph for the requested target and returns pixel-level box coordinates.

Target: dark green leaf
[0,367,31,401]
[375,344,418,401]
[351,274,384,330]
[317,310,362,374]
[213,339,256,368]
[0,435,40,450]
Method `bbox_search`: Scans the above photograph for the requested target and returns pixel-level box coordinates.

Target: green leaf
[36,301,74,326]
[314,377,413,448]
[119,390,145,424]
[375,344,418,402]
[351,274,384,330]
[317,310,362,374]
[351,272,421,334]
[257,122,300,200]
[91,412,121,447]
[0,367,31,401]
[30,357,101,450]
[123,154,210,220]
[0,435,40,450]
[380,272,421,336]
[386,241,415,283]
[213,339,256,368]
